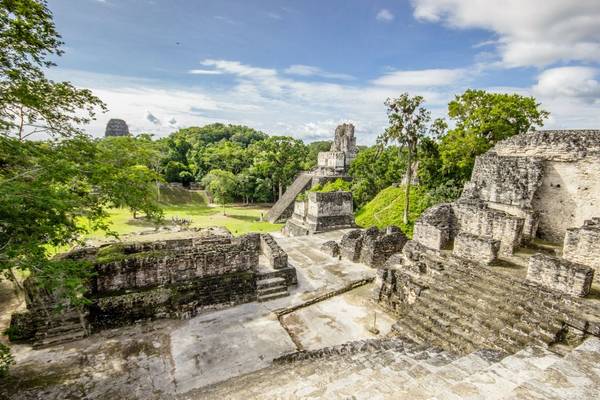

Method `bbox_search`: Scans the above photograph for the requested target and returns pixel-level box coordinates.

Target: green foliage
[438,89,549,183]
[0,342,14,378]
[201,169,237,212]
[349,146,406,208]
[310,178,351,193]
[0,0,106,138]
[250,136,308,199]
[355,185,432,237]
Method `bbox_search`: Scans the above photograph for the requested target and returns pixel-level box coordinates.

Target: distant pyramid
[104,119,130,137]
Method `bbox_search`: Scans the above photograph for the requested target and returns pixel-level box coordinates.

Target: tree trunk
[403,149,412,225]
[278,181,283,200]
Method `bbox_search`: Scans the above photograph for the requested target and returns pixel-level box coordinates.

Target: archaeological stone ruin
[266,123,357,223]
[104,118,130,137]
[4,130,600,400]
[8,228,296,347]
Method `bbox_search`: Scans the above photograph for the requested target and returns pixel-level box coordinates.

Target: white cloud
[49,59,600,144]
[376,9,395,23]
[411,0,600,67]
[284,64,355,80]
[188,69,223,75]
[533,66,600,101]
[372,68,465,87]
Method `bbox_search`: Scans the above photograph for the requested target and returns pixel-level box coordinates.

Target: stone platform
[188,337,600,399]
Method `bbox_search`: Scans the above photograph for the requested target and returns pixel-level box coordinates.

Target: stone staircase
[266,172,313,223]
[184,337,600,399]
[385,256,600,356]
[32,309,89,348]
[256,276,289,302]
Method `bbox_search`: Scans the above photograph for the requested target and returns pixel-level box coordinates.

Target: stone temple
[266,123,358,224]
[3,130,600,400]
[104,118,130,137]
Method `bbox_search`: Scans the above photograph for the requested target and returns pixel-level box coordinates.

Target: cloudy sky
[47,0,600,144]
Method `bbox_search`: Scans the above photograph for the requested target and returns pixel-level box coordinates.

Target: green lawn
[87,204,282,239]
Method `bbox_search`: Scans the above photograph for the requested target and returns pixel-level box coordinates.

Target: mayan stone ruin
[266,123,357,223]
[8,228,297,347]
[3,130,600,400]
[104,118,130,137]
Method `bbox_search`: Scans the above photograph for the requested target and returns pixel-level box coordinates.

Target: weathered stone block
[340,229,363,262]
[526,253,594,297]
[563,218,600,284]
[260,234,288,269]
[413,204,455,250]
[452,232,500,265]
[454,201,524,256]
[462,153,544,209]
[359,227,408,268]
[320,240,340,257]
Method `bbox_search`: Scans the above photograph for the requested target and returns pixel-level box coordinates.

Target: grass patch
[355,185,431,237]
[86,203,281,240]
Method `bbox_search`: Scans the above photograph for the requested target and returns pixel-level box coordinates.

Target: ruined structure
[284,191,355,236]
[104,118,130,137]
[373,130,600,356]
[337,226,408,267]
[9,228,296,347]
[266,123,357,223]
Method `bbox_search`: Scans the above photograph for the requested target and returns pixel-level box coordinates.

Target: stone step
[444,345,562,400]
[33,328,87,348]
[503,337,600,400]
[256,276,286,289]
[42,321,85,336]
[257,291,288,302]
[257,285,287,296]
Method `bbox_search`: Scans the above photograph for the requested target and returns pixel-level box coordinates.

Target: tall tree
[201,169,237,215]
[251,136,308,199]
[0,0,106,138]
[440,89,549,182]
[377,94,431,224]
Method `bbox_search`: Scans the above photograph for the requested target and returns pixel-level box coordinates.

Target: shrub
[0,343,14,378]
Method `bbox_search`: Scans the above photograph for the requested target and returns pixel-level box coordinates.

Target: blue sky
[47,0,600,143]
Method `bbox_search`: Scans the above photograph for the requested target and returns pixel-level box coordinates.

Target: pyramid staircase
[186,337,600,399]
[266,172,313,223]
[387,258,600,356]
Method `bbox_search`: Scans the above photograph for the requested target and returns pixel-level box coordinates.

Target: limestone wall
[94,235,260,294]
[526,254,594,297]
[531,159,600,242]
[491,130,600,243]
[462,154,544,209]
[260,234,288,269]
[454,202,524,256]
[563,218,600,285]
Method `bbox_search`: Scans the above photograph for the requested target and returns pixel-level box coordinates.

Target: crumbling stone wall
[453,232,500,265]
[454,201,524,256]
[493,130,600,242]
[9,230,298,343]
[260,234,288,269]
[413,204,456,250]
[339,227,407,267]
[563,218,600,285]
[285,191,355,236]
[526,254,594,297]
